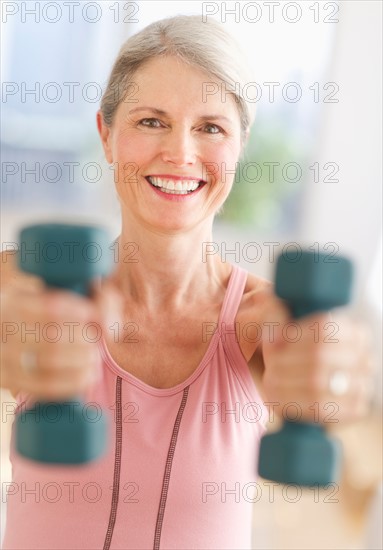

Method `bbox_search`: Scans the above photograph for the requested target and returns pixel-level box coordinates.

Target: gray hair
[100,15,256,150]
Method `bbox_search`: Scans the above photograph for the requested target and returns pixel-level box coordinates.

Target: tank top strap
[217,264,248,328]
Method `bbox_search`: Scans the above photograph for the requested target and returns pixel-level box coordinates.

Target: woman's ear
[96,111,113,164]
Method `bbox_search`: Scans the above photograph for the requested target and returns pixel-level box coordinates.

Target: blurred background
[1,1,382,548]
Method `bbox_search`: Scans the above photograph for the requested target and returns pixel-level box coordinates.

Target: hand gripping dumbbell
[15,223,112,464]
[258,249,353,486]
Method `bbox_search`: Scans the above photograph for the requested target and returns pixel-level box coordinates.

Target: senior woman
[1,15,373,550]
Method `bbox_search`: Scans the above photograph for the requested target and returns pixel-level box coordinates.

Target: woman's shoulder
[241,267,273,300]
[213,262,273,323]
[230,267,274,378]
[234,266,274,324]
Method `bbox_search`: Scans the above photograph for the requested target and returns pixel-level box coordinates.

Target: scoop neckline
[98,264,238,396]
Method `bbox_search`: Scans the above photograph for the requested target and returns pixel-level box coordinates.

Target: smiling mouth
[145,176,206,195]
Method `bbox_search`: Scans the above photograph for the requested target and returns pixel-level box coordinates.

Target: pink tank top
[2,265,267,550]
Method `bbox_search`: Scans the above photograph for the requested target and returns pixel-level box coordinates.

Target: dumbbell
[258,249,353,486]
[15,223,112,464]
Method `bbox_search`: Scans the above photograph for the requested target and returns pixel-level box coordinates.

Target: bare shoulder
[244,270,272,293]
[235,271,274,398]
[235,270,274,351]
[240,270,273,318]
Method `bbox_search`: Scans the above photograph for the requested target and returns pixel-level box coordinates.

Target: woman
[1,15,373,550]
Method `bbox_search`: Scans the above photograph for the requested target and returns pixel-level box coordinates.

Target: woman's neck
[108,216,230,312]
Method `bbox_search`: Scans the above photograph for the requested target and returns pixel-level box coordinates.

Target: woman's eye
[138,118,162,128]
[203,123,222,134]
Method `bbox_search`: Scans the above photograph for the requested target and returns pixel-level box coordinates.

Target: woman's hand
[260,295,375,425]
[1,253,122,401]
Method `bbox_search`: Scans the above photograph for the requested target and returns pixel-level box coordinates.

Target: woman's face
[97,55,243,233]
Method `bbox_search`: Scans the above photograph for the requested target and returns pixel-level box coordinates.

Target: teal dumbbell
[258,250,353,486]
[15,223,112,464]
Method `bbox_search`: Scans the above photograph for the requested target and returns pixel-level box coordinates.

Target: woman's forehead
[118,56,241,121]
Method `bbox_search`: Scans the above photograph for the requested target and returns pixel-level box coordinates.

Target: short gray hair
[100,15,256,150]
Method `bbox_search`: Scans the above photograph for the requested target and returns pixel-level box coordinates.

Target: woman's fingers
[1,284,111,400]
[261,298,375,424]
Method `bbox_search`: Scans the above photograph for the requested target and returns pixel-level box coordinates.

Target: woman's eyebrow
[198,114,233,125]
[128,106,233,124]
[129,106,167,117]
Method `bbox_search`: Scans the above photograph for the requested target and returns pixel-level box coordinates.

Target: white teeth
[147,176,201,194]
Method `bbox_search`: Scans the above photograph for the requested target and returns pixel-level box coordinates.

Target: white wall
[299,1,382,308]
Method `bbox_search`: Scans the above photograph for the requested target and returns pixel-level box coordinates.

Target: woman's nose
[160,127,197,166]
